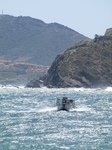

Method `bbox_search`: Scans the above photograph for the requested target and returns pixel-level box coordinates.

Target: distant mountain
[0,15,89,65]
[31,28,112,88]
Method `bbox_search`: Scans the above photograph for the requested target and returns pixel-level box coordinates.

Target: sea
[0,85,112,150]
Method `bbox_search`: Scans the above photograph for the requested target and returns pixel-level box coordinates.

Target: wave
[0,84,112,93]
[105,87,112,92]
[0,84,25,89]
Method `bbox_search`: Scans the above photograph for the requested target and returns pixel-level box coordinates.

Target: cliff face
[41,30,112,88]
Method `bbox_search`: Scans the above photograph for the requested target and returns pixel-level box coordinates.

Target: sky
[0,0,112,38]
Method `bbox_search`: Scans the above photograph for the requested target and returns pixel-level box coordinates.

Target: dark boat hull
[57,104,70,111]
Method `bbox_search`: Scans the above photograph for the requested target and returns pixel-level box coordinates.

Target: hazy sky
[0,0,112,38]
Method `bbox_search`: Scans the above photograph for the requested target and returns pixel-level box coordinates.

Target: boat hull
[57,103,70,111]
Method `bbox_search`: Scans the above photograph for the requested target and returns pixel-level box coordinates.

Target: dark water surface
[0,86,112,150]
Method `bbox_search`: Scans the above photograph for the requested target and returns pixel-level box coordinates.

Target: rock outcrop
[27,28,112,88]
[105,28,112,36]
[26,79,41,88]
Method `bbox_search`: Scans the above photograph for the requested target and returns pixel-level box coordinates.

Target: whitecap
[105,87,112,92]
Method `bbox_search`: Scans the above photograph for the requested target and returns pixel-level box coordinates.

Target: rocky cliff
[39,28,112,88]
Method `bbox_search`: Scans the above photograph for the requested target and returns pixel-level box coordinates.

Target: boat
[56,97,75,111]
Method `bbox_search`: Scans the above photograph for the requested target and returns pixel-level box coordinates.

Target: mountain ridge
[0,15,89,65]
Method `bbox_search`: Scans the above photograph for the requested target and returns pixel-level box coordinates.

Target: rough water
[0,86,112,150]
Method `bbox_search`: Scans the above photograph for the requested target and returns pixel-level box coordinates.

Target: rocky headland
[27,28,112,88]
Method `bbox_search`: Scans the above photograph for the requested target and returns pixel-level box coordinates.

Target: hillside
[0,15,89,65]
[37,28,112,88]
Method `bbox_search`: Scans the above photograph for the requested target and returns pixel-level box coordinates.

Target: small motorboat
[56,97,75,111]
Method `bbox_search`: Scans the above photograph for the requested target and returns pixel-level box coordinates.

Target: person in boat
[62,97,67,104]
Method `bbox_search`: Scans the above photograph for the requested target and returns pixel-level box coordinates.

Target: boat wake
[37,107,57,113]
[70,105,92,112]
[37,104,92,113]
